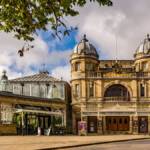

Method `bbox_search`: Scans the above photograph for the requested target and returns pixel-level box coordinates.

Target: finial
[147,33,150,40]
[2,70,6,75]
[39,63,49,74]
[82,34,88,42]
[1,70,8,80]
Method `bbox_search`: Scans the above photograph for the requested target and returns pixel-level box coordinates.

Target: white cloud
[51,65,71,82]
[1,0,150,82]
[68,0,150,59]
[0,32,71,81]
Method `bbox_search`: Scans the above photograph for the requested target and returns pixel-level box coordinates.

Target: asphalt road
[59,139,150,150]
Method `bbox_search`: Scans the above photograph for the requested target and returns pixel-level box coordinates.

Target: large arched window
[104,84,130,101]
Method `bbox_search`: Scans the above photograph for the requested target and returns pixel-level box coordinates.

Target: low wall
[0,124,17,135]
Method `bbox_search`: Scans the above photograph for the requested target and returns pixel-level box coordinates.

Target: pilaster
[97,116,103,134]
[132,115,139,134]
[148,116,150,134]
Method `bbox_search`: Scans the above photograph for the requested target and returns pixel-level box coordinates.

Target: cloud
[68,0,150,59]
[51,65,71,82]
[1,0,150,82]
[0,32,72,81]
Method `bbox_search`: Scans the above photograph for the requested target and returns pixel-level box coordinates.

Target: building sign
[78,121,87,136]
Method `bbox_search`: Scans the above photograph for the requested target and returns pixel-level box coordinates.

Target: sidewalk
[0,135,150,150]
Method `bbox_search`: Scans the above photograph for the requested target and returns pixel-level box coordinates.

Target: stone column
[63,110,66,126]
[129,115,133,134]
[97,116,103,134]
[132,115,139,134]
[72,111,76,134]
[103,116,106,134]
[148,116,150,134]
[81,116,88,135]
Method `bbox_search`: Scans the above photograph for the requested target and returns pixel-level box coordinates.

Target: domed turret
[73,34,99,59]
[1,70,8,81]
[0,70,8,91]
[134,34,150,59]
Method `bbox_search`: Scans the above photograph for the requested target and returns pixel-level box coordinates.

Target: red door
[106,116,129,131]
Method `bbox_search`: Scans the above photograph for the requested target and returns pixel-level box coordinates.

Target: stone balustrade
[86,72,150,79]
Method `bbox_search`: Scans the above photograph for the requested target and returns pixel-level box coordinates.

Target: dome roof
[135,34,150,55]
[73,35,99,58]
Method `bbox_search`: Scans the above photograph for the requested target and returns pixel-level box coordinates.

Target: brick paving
[0,135,150,150]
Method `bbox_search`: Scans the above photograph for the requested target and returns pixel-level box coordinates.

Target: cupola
[73,34,99,59]
[134,34,150,59]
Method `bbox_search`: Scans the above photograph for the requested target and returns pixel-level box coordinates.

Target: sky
[0,0,150,82]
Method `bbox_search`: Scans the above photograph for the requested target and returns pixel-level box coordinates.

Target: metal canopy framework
[15,109,63,116]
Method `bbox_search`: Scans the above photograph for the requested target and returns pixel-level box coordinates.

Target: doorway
[138,116,148,133]
[88,116,97,133]
[106,116,129,131]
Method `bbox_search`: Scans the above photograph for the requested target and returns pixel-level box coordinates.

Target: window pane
[75,62,80,71]
[140,84,145,97]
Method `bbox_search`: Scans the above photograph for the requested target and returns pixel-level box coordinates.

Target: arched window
[89,81,94,97]
[104,84,130,101]
[140,83,145,97]
[75,62,80,71]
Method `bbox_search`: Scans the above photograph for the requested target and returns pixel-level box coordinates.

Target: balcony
[103,96,130,102]
[86,72,150,79]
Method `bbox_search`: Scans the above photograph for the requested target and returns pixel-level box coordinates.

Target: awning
[15,108,63,116]
[15,109,63,116]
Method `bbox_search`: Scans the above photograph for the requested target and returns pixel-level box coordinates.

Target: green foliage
[0,0,112,41]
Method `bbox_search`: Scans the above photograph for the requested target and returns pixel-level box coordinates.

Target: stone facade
[70,34,150,135]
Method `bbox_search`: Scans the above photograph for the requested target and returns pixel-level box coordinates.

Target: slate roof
[10,72,60,82]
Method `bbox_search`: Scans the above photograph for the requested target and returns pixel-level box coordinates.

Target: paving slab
[0,135,150,150]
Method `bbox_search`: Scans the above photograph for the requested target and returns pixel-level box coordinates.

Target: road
[59,139,150,150]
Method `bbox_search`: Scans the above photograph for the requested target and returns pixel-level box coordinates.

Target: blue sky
[40,30,78,52]
[0,0,150,81]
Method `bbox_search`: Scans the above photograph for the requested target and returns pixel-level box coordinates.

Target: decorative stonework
[71,34,150,135]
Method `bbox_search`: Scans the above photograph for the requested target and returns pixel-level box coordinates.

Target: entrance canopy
[15,104,63,116]
[15,109,63,116]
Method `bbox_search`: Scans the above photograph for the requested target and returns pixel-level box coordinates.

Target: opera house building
[70,34,150,135]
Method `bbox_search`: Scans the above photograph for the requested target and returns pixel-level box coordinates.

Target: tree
[0,0,112,41]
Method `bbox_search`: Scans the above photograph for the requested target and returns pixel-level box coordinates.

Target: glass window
[124,118,128,124]
[86,63,94,71]
[75,84,80,97]
[113,118,116,124]
[119,118,122,124]
[24,84,30,96]
[39,85,46,98]
[142,62,148,71]
[109,118,111,124]
[75,62,80,71]
[140,84,145,97]
[89,81,94,97]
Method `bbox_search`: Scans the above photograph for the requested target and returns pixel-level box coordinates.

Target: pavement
[59,139,150,150]
[0,135,150,150]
